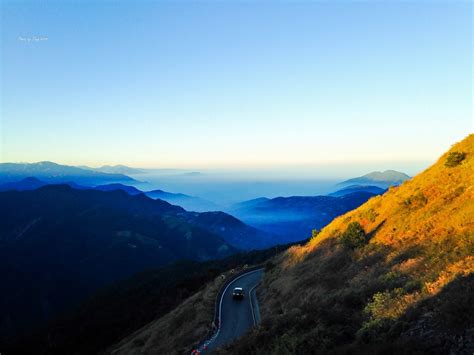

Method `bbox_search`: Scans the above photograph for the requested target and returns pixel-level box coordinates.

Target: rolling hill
[145,189,220,212]
[0,178,221,213]
[0,176,48,191]
[329,184,386,197]
[229,192,377,242]
[182,211,274,250]
[93,183,143,195]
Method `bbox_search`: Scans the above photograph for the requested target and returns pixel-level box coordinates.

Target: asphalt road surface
[204,268,264,352]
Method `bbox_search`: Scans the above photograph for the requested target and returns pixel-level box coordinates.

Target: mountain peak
[338,169,410,188]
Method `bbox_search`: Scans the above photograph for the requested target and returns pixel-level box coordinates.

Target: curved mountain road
[198,268,264,353]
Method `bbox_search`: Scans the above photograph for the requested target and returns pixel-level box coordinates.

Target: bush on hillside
[265,260,275,271]
[362,208,378,223]
[445,151,466,167]
[404,192,428,208]
[340,222,367,249]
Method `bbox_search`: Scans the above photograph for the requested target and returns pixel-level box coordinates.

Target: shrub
[403,192,428,208]
[265,260,275,271]
[445,151,465,167]
[363,208,378,222]
[340,222,367,249]
[357,318,394,343]
[311,229,320,239]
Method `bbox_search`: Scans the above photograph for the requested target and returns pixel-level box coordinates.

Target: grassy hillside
[224,135,473,353]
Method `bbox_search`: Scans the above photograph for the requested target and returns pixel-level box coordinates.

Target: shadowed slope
[0,186,234,340]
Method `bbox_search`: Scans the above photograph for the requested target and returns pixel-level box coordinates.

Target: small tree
[445,151,466,167]
[311,229,320,239]
[340,221,367,249]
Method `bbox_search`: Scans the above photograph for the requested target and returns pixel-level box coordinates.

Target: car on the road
[232,287,244,299]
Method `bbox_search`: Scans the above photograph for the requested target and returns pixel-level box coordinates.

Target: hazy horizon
[0,157,428,205]
[0,157,430,179]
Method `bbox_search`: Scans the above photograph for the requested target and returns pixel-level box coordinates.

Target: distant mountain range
[0,162,135,185]
[78,164,146,175]
[0,177,220,213]
[229,191,377,242]
[338,170,410,188]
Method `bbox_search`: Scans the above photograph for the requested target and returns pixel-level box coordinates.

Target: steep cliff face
[225,135,473,353]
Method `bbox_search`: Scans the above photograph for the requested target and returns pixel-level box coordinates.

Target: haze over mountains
[0,177,220,213]
[0,163,405,245]
[0,160,409,204]
[228,191,380,241]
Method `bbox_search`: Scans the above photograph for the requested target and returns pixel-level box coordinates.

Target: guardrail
[190,264,265,354]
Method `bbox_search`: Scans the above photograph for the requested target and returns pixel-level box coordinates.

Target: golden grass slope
[225,134,473,353]
[294,134,473,264]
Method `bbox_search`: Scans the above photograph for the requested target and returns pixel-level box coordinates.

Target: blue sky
[1,0,472,172]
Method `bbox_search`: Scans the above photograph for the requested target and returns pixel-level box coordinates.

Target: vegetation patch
[340,222,368,249]
[445,151,466,167]
[403,191,428,209]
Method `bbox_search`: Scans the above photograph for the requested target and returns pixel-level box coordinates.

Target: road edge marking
[249,281,261,326]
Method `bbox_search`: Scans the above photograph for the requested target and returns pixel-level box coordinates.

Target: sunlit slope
[304,134,473,254]
[226,134,473,353]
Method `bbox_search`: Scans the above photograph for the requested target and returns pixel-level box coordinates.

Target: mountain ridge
[78,164,146,175]
[338,169,410,188]
[0,161,135,185]
[329,184,386,197]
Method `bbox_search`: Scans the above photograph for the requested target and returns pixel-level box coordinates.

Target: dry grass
[107,273,225,355]
[224,134,474,353]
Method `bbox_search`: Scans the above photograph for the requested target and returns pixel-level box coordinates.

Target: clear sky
[1,0,472,170]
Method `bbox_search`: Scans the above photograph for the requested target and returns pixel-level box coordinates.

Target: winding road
[199,268,264,353]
